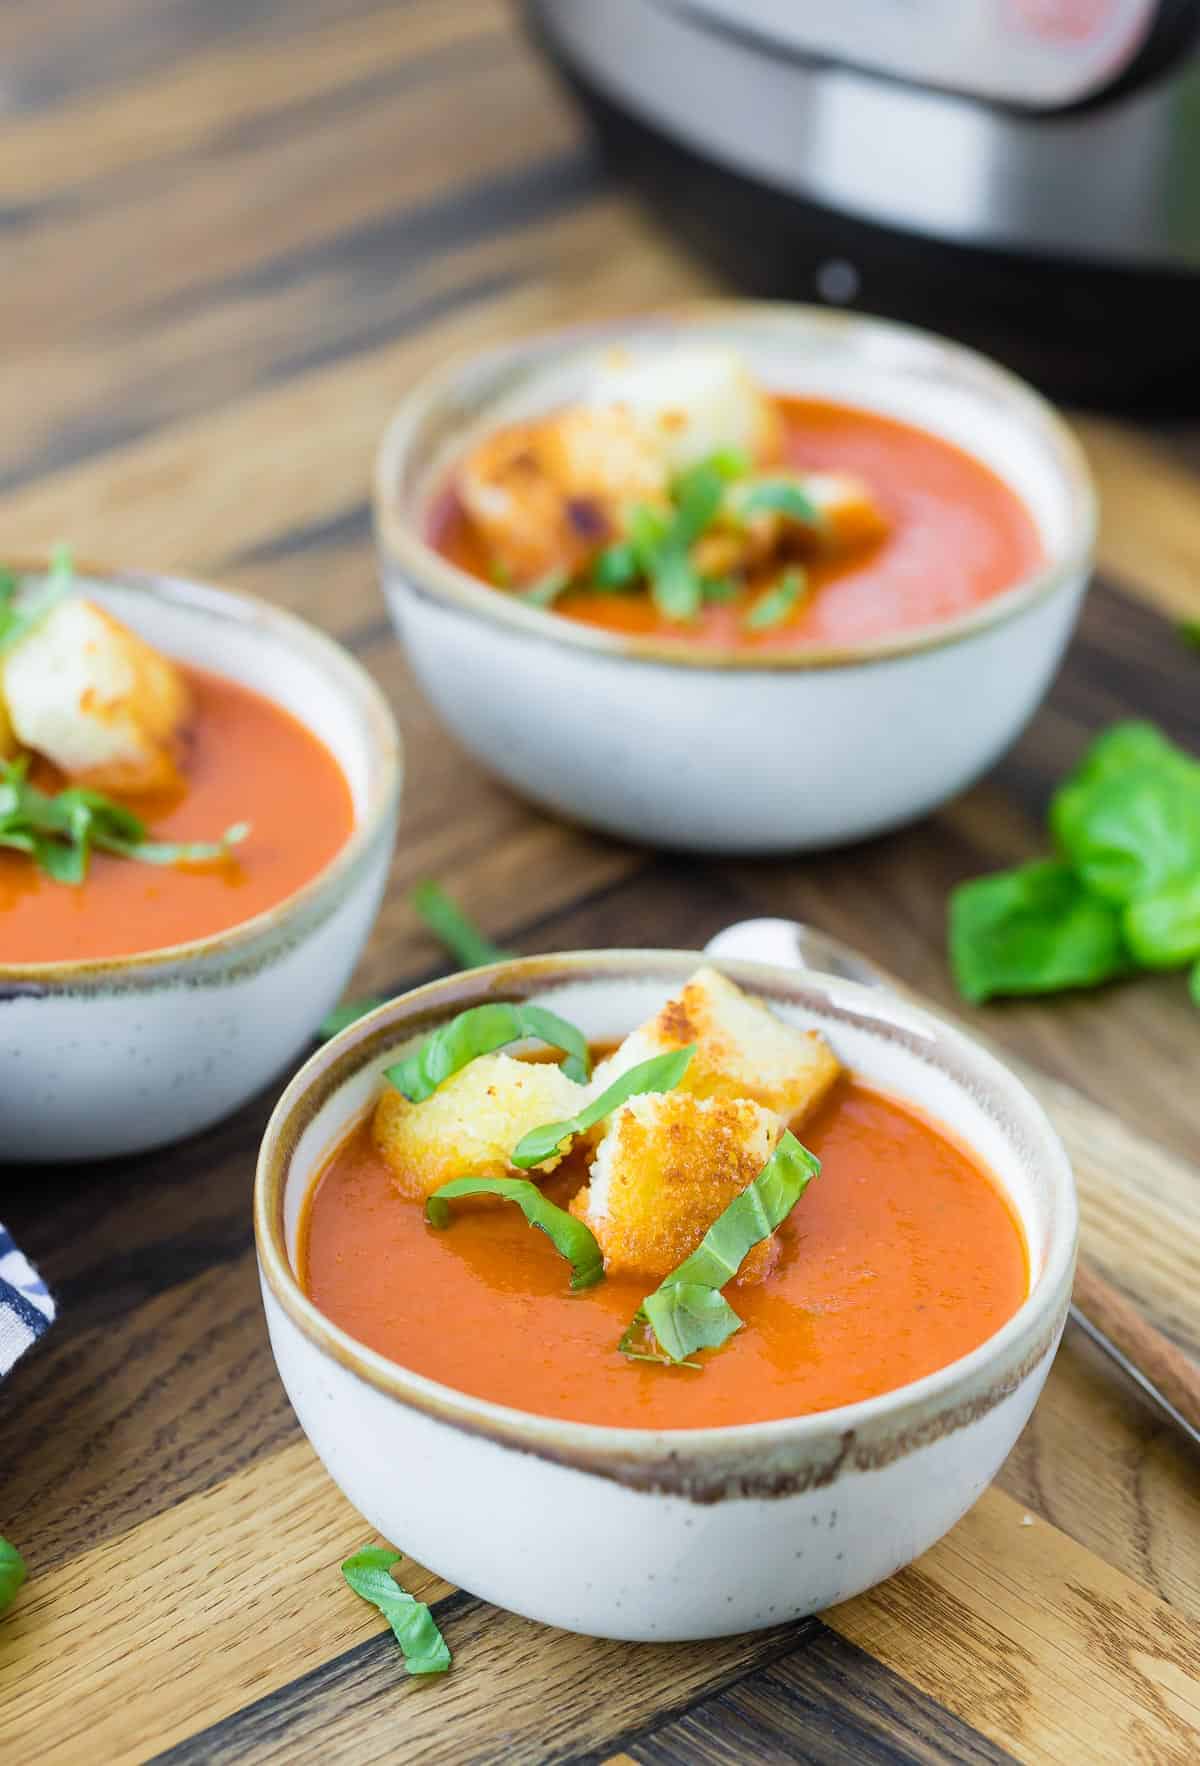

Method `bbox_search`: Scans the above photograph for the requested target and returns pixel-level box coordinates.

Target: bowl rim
[373,298,1097,674]
[255,950,1079,1472]
[0,564,403,984]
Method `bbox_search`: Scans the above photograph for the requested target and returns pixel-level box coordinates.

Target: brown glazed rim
[255,951,1078,1498]
[0,564,402,986]
[374,298,1097,675]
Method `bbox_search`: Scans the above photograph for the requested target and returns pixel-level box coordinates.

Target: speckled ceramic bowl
[256,951,1077,1642]
[374,301,1095,853]
[1,569,401,1162]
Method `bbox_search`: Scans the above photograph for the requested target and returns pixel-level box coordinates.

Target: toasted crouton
[372,1052,586,1201]
[458,407,668,582]
[3,598,190,794]
[800,473,889,551]
[571,1090,782,1282]
[588,346,781,475]
[591,966,840,1128]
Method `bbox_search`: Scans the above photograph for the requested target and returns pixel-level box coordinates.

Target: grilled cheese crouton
[373,1052,586,1201]
[588,346,781,475]
[3,598,190,793]
[458,407,668,582]
[571,1090,782,1282]
[591,966,840,1128]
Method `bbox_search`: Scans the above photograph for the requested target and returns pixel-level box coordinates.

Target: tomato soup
[302,1076,1029,1430]
[434,396,1043,650]
[0,665,354,963]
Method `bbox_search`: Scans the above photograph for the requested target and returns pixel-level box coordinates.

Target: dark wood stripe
[152,1594,814,1766]
[616,1625,1016,1765]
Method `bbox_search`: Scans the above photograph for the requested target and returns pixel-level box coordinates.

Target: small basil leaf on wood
[426,1177,604,1289]
[341,1547,450,1676]
[620,1131,822,1365]
[318,996,389,1040]
[411,880,512,969]
[1179,620,1200,652]
[743,569,808,632]
[949,860,1128,1003]
[1050,764,1200,904]
[0,1537,27,1615]
[1124,875,1200,969]
[511,1045,695,1170]
[386,1001,591,1101]
[1190,959,1200,1008]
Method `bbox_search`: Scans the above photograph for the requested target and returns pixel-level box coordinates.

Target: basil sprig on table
[411,879,512,968]
[0,546,73,655]
[385,1001,591,1101]
[426,1177,604,1289]
[510,1045,695,1169]
[0,757,248,885]
[950,721,1200,1007]
[620,1131,822,1366]
[0,1537,26,1616]
[341,1547,450,1676]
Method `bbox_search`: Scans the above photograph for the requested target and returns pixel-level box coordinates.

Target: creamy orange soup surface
[302,1070,1029,1430]
[0,664,355,964]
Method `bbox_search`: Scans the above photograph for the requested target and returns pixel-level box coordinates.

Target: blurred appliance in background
[525,0,1200,407]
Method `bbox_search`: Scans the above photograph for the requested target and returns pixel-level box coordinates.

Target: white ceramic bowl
[1,569,401,1162]
[256,951,1077,1642]
[374,302,1095,854]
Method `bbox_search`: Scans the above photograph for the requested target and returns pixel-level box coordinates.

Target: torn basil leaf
[410,880,512,969]
[592,542,638,588]
[732,479,822,526]
[620,1131,821,1366]
[511,1045,695,1170]
[1050,764,1200,906]
[949,860,1129,1003]
[1124,875,1200,969]
[341,1547,450,1676]
[743,569,808,632]
[386,1001,591,1101]
[426,1177,604,1289]
[0,1537,26,1616]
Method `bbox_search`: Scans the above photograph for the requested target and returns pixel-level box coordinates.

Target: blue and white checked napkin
[0,1224,54,1377]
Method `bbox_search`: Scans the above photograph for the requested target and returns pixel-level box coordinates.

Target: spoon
[705,917,1200,1454]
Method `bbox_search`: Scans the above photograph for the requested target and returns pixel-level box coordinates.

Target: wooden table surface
[3,3,1200,1761]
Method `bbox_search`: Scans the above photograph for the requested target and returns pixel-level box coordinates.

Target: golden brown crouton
[3,597,190,794]
[571,1090,782,1282]
[458,407,668,582]
[372,1052,586,1201]
[590,966,840,1129]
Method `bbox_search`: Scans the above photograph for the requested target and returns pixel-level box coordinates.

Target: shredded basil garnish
[0,545,74,656]
[426,1176,604,1289]
[733,479,823,526]
[386,1001,591,1101]
[0,758,247,885]
[592,542,639,588]
[0,1538,26,1616]
[510,1045,695,1170]
[518,570,570,609]
[410,880,512,969]
[620,1130,821,1366]
[743,569,808,633]
[341,1547,450,1676]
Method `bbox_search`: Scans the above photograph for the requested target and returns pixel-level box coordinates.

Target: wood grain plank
[1076,415,1200,622]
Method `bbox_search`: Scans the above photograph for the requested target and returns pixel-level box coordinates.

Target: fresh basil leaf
[592,542,639,588]
[743,569,808,632]
[949,860,1129,1003]
[700,575,738,604]
[650,546,704,622]
[318,996,388,1040]
[426,1176,604,1289]
[1068,721,1181,788]
[98,821,249,868]
[1179,620,1200,652]
[1050,765,1200,905]
[1190,958,1200,1008]
[671,461,728,547]
[0,545,74,655]
[341,1547,450,1676]
[410,880,512,970]
[620,1131,821,1365]
[0,1537,26,1616]
[733,479,822,526]
[518,570,570,609]
[386,1001,590,1101]
[511,1045,695,1170]
[1124,875,1200,969]
[627,504,672,573]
